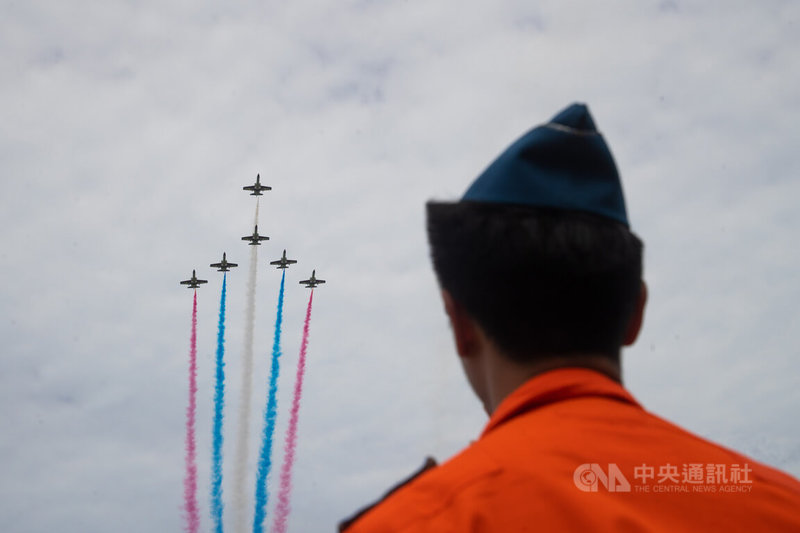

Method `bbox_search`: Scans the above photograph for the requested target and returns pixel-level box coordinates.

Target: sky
[1,0,799,531]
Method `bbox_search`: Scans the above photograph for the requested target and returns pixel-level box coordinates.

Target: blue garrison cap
[463,103,629,226]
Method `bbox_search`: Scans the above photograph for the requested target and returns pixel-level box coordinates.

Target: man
[340,103,800,531]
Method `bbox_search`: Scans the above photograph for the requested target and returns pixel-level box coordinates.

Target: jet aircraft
[242,225,269,245]
[210,252,238,272]
[299,270,325,288]
[269,250,297,270]
[180,270,208,289]
[243,173,271,196]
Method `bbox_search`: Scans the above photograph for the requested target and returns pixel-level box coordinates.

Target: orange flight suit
[342,368,800,532]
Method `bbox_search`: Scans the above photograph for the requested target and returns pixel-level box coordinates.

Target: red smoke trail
[271,291,314,533]
[184,290,200,533]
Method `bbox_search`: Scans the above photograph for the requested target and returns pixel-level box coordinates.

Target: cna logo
[573,464,632,493]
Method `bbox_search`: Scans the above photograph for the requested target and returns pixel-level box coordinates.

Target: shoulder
[340,447,498,532]
[340,393,622,533]
[338,457,439,532]
[341,438,542,533]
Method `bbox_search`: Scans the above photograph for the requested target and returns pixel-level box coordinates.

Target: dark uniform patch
[338,457,438,532]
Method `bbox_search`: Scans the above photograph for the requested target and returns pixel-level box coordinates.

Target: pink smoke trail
[271,291,314,533]
[183,290,200,533]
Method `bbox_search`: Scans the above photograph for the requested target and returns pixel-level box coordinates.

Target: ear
[441,290,479,358]
[623,281,648,346]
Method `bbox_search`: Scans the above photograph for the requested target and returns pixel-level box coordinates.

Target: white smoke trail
[232,231,259,533]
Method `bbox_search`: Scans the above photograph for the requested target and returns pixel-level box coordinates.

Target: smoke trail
[271,290,314,533]
[233,245,259,533]
[252,270,286,533]
[184,291,200,533]
[210,274,227,533]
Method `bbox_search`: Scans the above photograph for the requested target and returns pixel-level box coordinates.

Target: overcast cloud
[1,1,799,532]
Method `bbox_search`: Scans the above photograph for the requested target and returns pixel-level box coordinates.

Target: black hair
[426,201,643,363]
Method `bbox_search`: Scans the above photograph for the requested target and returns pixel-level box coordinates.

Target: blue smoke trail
[252,270,286,533]
[211,274,227,533]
